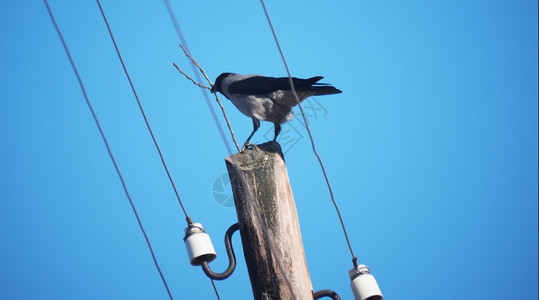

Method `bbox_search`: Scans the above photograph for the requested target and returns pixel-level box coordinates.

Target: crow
[211,73,342,149]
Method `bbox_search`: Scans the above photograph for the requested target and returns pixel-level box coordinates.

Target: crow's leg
[273,123,282,141]
[242,118,260,150]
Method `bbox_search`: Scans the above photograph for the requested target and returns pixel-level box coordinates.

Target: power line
[210,279,221,300]
[163,0,236,155]
[259,0,358,264]
[162,2,228,299]
[43,1,174,299]
[96,0,192,225]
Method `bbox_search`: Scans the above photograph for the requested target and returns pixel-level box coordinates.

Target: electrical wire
[259,0,358,264]
[43,1,173,298]
[162,2,229,299]
[96,0,192,225]
[163,0,236,155]
[210,279,221,300]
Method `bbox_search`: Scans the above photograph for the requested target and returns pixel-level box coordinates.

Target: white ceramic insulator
[349,268,383,300]
[184,223,217,266]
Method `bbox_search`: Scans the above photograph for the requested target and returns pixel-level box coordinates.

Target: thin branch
[211,92,240,152]
[178,43,214,86]
[173,45,241,152]
[173,62,210,89]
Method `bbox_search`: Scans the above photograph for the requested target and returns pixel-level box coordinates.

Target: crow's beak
[210,85,217,93]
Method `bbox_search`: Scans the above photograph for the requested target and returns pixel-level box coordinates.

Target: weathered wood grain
[225,142,313,300]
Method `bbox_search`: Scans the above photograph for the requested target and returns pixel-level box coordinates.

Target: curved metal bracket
[201,223,240,280]
[313,289,341,300]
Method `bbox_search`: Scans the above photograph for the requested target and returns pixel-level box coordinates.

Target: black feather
[227,76,341,95]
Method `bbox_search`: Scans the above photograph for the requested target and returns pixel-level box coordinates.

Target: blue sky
[1,0,537,299]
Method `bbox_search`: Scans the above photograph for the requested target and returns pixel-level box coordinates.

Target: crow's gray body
[211,72,341,147]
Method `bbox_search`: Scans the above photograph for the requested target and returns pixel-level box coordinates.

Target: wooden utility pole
[225,142,313,300]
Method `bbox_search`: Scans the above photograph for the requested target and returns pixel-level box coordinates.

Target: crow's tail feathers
[310,85,342,96]
[293,76,342,95]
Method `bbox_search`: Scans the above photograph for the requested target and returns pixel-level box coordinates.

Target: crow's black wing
[227,76,326,95]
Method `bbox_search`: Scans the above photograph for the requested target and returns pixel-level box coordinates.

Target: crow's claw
[241,143,256,152]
